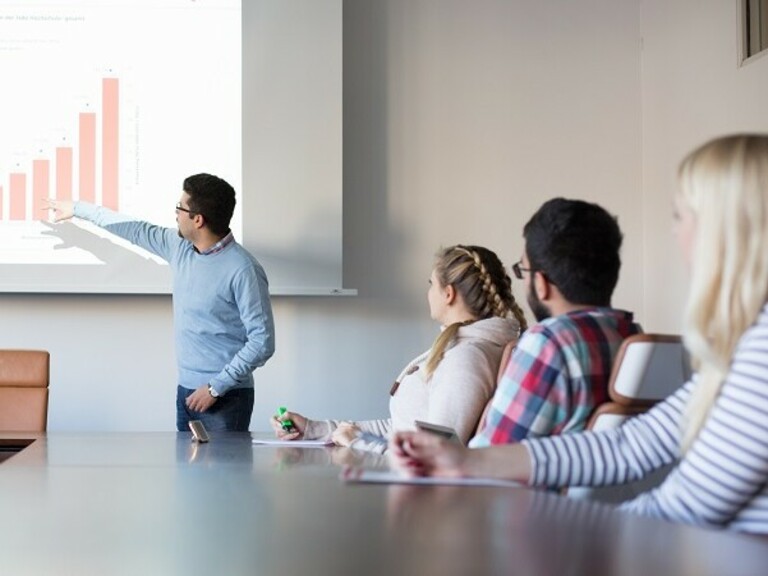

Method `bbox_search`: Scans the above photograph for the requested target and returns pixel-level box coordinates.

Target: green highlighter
[276,406,296,432]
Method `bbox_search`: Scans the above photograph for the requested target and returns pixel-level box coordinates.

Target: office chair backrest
[570,334,689,502]
[472,339,517,437]
[607,333,691,406]
[0,350,50,432]
[497,339,516,383]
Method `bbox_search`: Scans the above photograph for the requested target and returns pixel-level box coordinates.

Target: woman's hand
[388,431,468,477]
[390,431,532,482]
[331,421,361,447]
[269,410,308,440]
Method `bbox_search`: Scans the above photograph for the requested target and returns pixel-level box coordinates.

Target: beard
[527,284,551,322]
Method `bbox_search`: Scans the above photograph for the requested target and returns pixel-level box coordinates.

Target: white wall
[640,0,768,332]
[272,0,644,432]
[244,0,345,293]
[0,0,706,432]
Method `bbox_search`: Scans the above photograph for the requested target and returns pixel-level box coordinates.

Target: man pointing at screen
[46,173,275,432]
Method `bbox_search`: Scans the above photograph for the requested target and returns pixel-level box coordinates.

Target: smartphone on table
[414,420,463,445]
[189,420,210,443]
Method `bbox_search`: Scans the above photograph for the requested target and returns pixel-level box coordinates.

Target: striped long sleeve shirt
[523,305,768,534]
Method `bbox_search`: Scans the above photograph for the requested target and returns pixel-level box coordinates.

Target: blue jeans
[176,385,254,432]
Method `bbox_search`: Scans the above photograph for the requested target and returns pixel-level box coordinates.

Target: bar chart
[0,77,120,221]
[0,0,241,292]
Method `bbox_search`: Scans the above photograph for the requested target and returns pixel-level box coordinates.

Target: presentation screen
[0,0,345,295]
[0,0,242,293]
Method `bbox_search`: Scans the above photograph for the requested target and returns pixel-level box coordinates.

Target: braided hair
[424,245,527,378]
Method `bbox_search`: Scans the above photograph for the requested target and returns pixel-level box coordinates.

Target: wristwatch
[207,384,220,398]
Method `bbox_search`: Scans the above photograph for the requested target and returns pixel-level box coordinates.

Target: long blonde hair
[679,134,768,451]
[424,245,527,378]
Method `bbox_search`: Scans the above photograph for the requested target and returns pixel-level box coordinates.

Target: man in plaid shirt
[471,198,641,447]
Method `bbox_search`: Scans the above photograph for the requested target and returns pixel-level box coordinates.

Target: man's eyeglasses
[175,203,198,216]
[512,260,532,280]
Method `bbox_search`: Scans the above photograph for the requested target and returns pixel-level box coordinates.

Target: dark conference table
[0,432,767,576]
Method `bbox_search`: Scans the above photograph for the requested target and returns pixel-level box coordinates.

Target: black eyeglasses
[512,260,532,280]
[175,203,198,216]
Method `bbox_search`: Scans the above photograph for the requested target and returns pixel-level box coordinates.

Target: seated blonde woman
[271,245,527,452]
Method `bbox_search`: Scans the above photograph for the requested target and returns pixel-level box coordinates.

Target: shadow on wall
[4,221,170,291]
[343,0,418,316]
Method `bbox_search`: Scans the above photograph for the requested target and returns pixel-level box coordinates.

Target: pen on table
[354,430,388,445]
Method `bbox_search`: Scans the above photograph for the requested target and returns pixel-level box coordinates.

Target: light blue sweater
[74,202,275,394]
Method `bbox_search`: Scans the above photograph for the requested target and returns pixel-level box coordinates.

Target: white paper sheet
[340,467,521,487]
[252,438,334,448]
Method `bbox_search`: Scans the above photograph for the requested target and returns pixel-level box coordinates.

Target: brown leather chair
[568,334,690,502]
[584,333,690,430]
[473,339,517,436]
[0,350,50,432]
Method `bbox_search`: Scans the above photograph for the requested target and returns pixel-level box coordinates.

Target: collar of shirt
[198,231,234,255]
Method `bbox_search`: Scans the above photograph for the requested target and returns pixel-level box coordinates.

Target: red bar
[32,159,49,220]
[56,147,73,201]
[102,78,119,210]
[9,173,26,220]
[79,112,96,203]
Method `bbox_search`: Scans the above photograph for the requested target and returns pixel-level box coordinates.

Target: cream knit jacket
[304,316,520,452]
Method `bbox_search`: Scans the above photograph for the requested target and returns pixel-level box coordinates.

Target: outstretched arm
[45,199,178,262]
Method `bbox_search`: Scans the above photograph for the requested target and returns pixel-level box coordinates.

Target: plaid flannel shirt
[470,308,640,447]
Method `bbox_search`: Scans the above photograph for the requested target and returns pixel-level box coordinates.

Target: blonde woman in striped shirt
[390,134,768,535]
